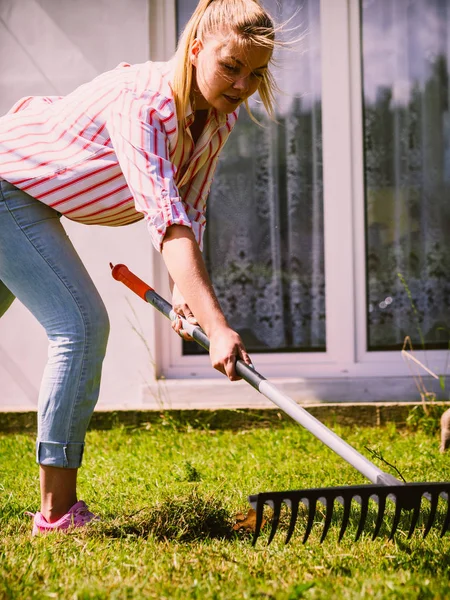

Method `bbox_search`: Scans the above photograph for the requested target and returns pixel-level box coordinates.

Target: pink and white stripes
[0,60,238,251]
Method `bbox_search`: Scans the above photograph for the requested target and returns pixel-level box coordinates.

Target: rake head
[249,481,450,545]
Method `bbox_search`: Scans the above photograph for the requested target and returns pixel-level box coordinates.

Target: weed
[398,274,450,442]
[125,297,171,411]
[397,273,426,349]
[98,489,233,542]
[406,403,448,435]
[364,445,406,482]
[181,461,203,482]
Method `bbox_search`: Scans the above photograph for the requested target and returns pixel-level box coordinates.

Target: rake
[111,263,450,544]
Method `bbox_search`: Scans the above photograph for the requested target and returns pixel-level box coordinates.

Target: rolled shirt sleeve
[178,152,221,251]
[106,87,193,251]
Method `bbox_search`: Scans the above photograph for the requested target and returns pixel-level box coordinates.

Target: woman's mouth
[223,94,241,105]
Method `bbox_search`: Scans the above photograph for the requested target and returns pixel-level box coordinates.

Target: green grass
[1,418,450,599]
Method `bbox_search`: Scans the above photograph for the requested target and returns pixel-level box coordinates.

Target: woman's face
[190,32,272,113]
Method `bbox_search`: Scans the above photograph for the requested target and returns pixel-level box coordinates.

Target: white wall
[0,0,169,409]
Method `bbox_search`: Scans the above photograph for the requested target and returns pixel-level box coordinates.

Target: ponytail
[172,0,215,124]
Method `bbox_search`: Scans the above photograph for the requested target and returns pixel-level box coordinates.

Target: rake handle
[110,264,262,389]
[110,263,399,487]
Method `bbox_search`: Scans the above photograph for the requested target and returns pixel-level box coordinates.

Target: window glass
[362,0,450,350]
[177,0,325,353]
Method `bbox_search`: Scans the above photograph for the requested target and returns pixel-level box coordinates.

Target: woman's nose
[233,76,250,92]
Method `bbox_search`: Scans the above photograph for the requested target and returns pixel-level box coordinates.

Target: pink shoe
[27,501,99,535]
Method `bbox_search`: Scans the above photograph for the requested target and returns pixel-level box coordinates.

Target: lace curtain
[362,0,450,350]
[178,0,326,354]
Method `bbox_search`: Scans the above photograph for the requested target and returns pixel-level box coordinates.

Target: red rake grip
[110,263,153,300]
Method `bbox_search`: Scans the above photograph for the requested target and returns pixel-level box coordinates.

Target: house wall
[0,0,168,409]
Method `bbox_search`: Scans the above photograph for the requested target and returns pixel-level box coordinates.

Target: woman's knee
[47,291,110,360]
[90,300,110,356]
[77,294,110,358]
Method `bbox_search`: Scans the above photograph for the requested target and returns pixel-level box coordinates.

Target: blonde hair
[172,0,278,125]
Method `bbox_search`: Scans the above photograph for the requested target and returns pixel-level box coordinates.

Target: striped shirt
[0,60,239,251]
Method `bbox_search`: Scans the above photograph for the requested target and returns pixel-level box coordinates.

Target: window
[362,0,450,351]
[177,0,325,355]
[160,0,447,386]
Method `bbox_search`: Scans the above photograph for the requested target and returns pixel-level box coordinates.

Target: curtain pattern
[179,0,325,354]
[362,0,450,350]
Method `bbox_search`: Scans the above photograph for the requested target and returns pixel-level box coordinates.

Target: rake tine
[372,494,387,540]
[251,496,266,546]
[441,495,450,537]
[285,498,299,545]
[338,496,352,542]
[320,497,335,543]
[423,492,439,539]
[407,499,422,539]
[302,498,317,544]
[267,499,282,545]
[388,496,403,540]
[355,495,370,541]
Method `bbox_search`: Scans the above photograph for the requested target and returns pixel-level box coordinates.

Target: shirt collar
[183,102,229,131]
[185,101,195,128]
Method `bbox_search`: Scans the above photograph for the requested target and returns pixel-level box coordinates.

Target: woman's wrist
[203,317,230,339]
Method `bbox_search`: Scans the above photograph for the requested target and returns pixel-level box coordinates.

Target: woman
[0,0,278,533]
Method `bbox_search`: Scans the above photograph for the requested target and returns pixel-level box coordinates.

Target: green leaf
[287,582,315,599]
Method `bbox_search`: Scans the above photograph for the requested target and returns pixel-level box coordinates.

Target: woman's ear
[190,38,204,65]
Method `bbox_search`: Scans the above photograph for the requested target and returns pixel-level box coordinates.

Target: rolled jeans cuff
[36,441,85,468]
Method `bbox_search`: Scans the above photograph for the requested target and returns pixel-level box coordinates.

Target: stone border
[1,402,449,433]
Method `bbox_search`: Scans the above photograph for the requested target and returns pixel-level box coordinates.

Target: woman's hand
[171,286,252,380]
[171,284,198,341]
[208,326,252,381]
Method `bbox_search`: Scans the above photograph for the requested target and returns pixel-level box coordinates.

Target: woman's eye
[222,63,239,73]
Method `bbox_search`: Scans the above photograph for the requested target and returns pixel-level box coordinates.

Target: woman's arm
[161,224,251,381]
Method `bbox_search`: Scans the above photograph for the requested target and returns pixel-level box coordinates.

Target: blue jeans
[0,180,109,468]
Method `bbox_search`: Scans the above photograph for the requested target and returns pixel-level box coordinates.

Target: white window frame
[149,0,448,383]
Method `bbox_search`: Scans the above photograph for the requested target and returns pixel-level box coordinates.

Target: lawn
[1,413,450,599]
